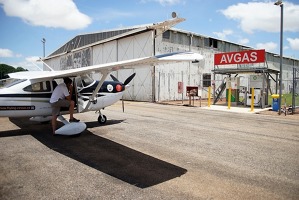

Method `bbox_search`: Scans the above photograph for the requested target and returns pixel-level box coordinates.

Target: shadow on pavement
[1,117,187,188]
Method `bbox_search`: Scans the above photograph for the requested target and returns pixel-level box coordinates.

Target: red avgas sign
[214,49,265,65]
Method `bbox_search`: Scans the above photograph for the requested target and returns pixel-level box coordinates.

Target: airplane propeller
[110,73,136,112]
[110,74,119,82]
[124,73,136,85]
[110,73,136,85]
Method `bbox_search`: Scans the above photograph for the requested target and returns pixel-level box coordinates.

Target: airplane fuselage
[0,77,126,118]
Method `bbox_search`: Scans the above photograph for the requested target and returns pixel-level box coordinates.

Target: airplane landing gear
[97,110,107,124]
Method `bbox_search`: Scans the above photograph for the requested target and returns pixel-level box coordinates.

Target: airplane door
[72,78,79,113]
[74,77,87,113]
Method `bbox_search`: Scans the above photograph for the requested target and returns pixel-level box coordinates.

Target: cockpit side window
[23,81,51,92]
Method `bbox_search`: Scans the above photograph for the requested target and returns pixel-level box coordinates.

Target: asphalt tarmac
[0,101,298,200]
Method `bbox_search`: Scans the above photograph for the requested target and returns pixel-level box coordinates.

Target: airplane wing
[8,51,203,112]
[8,52,204,81]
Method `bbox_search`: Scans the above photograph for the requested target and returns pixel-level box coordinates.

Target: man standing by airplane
[50,77,80,135]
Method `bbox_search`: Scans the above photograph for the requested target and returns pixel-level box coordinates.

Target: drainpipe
[152,30,157,102]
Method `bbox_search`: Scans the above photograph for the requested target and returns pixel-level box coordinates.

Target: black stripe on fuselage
[0,93,52,98]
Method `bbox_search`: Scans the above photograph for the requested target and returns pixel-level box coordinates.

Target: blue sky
[0,0,299,70]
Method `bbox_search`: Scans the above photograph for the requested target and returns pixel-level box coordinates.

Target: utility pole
[41,38,46,58]
[274,0,283,115]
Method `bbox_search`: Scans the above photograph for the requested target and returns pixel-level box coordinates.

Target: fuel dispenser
[246,75,267,107]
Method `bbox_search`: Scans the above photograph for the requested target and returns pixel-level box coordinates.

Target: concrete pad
[201,105,271,114]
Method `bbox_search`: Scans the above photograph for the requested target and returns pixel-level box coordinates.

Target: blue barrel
[272,98,280,111]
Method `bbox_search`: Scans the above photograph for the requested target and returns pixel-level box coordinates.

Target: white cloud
[0,48,13,57]
[238,38,249,45]
[25,56,40,63]
[0,0,92,30]
[256,42,277,52]
[94,9,134,22]
[287,38,299,50]
[212,29,233,40]
[220,1,299,34]
[157,0,184,6]
[141,0,184,6]
[283,46,289,51]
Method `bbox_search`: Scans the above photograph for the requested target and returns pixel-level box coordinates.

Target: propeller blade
[124,73,136,85]
[110,74,119,82]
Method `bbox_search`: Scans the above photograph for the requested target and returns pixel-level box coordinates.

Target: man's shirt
[50,83,70,103]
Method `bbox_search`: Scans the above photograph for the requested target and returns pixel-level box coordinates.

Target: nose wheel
[98,114,107,124]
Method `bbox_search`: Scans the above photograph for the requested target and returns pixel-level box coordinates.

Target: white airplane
[0,52,203,135]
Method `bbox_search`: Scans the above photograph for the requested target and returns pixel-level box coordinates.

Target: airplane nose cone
[116,84,123,92]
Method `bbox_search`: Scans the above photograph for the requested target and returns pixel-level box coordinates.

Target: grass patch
[268,93,299,106]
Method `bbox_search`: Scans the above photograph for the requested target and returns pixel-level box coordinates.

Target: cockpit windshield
[76,75,94,89]
[0,78,26,88]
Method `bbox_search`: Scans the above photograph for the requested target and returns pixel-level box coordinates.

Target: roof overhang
[212,68,280,75]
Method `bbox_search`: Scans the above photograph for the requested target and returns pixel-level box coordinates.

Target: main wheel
[98,115,107,124]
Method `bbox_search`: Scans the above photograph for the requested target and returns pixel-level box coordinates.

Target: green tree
[0,64,27,79]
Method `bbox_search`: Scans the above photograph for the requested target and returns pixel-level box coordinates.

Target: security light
[274,0,282,6]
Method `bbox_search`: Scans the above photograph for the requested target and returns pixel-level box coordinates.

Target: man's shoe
[69,118,80,122]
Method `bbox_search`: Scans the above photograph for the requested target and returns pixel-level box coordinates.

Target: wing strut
[81,70,110,112]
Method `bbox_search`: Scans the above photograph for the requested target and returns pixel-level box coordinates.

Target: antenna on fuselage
[38,57,55,71]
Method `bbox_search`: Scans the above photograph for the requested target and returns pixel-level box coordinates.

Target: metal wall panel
[92,40,117,64]
[44,56,61,71]
[89,31,154,101]
[91,41,118,80]
[154,35,212,100]
[116,31,154,101]
[92,44,104,64]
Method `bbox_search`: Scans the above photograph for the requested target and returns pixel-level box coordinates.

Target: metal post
[182,71,184,104]
[208,86,211,107]
[292,67,295,114]
[251,87,255,112]
[213,69,216,104]
[228,87,231,110]
[274,1,283,115]
[41,38,46,58]
[279,3,283,115]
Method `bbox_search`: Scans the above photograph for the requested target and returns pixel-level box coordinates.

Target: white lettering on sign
[219,52,258,64]
[214,49,265,65]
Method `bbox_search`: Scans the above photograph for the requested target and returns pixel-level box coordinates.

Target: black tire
[98,115,107,124]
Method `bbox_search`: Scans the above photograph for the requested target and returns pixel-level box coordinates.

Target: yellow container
[271,94,279,99]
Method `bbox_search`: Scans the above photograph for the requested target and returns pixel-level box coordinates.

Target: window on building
[162,30,170,40]
[204,38,218,48]
[203,73,211,87]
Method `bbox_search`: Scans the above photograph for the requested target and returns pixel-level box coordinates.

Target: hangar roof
[49,27,139,57]
[48,18,186,58]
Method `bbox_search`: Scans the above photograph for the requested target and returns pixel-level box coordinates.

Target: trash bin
[272,94,280,111]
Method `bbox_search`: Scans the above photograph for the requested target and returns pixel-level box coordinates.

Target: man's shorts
[50,99,70,115]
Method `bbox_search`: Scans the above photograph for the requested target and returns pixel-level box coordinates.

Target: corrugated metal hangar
[44,18,299,103]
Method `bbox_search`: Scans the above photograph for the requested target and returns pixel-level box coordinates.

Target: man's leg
[69,100,74,120]
[52,114,57,135]
[69,100,80,122]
